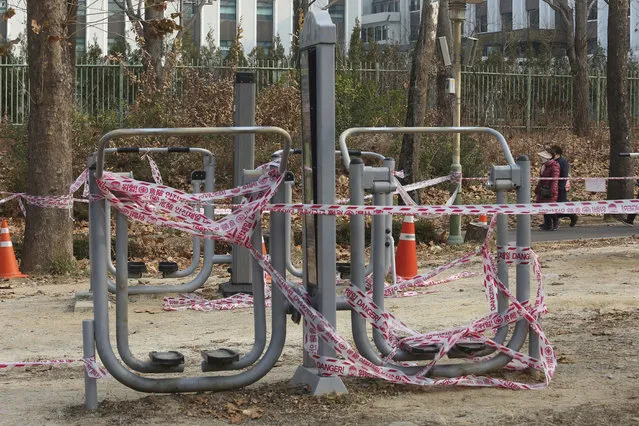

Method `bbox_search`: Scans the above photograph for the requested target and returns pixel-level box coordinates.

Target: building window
[220,0,236,50]
[74,0,87,55]
[372,0,399,13]
[476,14,488,33]
[588,4,598,21]
[527,8,539,29]
[410,0,420,12]
[108,0,126,52]
[256,0,274,49]
[501,12,512,31]
[329,0,345,45]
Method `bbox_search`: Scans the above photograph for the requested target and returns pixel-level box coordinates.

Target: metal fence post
[118,62,124,126]
[526,68,532,133]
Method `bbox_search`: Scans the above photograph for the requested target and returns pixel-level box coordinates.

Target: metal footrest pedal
[201,348,240,371]
[148,351,185,367]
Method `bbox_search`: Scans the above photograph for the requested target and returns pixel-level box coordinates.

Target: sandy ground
[1,237,639,425]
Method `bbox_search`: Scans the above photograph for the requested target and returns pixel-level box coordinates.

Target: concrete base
[464,222,489,243]
[74,300,95,313]
[218,282,254,297]
[290,366,347,396]
[74,291,93,312]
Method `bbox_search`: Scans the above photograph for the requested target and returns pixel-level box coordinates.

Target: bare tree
[22,0,78,273]
[397,0,439,197]
[435,0,453,126]
[606,0,634,200]
[113,0,207,88]
[542,0,595,136]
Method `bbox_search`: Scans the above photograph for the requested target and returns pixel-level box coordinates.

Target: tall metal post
[290,8,346,395]
[447,1,466,245]
[221,72,257,296]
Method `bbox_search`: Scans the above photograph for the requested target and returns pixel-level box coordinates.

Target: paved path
[507,221,638,242]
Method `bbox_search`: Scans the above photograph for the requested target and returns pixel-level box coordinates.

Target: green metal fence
[0,57,636,129]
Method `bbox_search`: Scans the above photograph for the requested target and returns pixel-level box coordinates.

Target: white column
[597,0,609,53]
[344,0,362,52]
[487,0,501,32]
[275,0,294,54]
[238,0,256,52]
[85,0,108,52]
[200,1,220,49]
[513,0,526,30]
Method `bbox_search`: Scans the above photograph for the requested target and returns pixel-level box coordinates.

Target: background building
[0,0,636,58]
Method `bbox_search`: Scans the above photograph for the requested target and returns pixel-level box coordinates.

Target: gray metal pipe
[348,159,385,364]
[204,215,267,371]
[165,180,202,278]
[338,127,516,170]
[284,179,303,278]
[106,157,216,294]
[82,319,98,410]
[96,127,291,179]
[115,210,185,374]
[470,189,510,357]
[90,162,288,393]
[429,155,530,377]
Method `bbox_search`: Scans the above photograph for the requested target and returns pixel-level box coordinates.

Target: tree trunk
[398,0,439,200]
[143,3,165,89]
[23,0,76,273]
[293,0,310,66]
[572,0,590,136]
[607,0,633,200]
[435,0,454,126]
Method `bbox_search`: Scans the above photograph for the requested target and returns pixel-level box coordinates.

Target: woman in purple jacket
[535,149,560,231]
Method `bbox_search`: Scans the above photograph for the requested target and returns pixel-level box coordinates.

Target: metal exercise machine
[338,127,532,373]
[83,8,535,407]
[101,147,221,295]
[84,127,291,407]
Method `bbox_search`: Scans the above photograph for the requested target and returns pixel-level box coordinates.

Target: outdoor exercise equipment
[100,146,221,295]
[339,127,530,371]
[85,126,291,403]
[104,164,209,280]
[83,8,540,407]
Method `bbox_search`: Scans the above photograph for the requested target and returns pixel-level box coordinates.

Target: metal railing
[0,57,636,129]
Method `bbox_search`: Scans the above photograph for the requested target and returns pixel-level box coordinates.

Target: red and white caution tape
[99,162,556,389]
[268,198,639,217]
[0,357,109,379]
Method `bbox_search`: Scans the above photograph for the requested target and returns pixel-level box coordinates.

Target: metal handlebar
[96,127,292,178]
[338,127,516,170]
[619,153,639,158]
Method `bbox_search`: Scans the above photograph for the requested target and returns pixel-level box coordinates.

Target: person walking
[535,149,560,231]
[550,145,578,227]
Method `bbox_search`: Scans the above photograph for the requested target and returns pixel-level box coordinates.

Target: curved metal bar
[89,163,288,393]
[114,210,184,374]
[429,155,531,377]
[166,180,202,278]
[95,127,292,179]
[105,156,216,295]
[338,127,516,170]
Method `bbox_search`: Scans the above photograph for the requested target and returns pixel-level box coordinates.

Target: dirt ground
[1,235,639,426]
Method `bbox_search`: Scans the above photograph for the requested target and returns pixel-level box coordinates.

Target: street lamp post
[446,0,467,245]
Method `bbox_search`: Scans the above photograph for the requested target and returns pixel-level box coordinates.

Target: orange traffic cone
[478,214,488,226]
[262,236,271,284]
[395,216,418,279]
[0,219,27,279]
